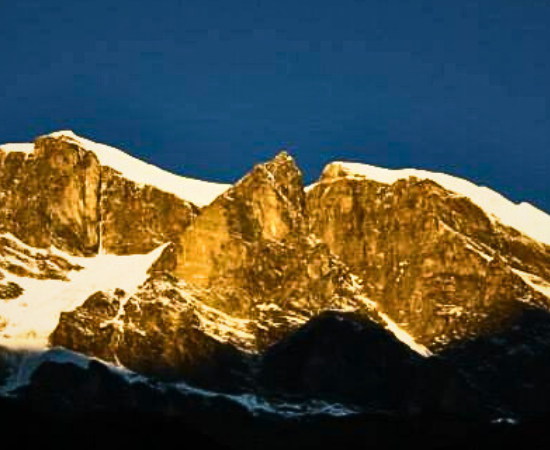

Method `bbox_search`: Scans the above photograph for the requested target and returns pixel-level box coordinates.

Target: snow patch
[356,294,433,357]
[439,220,494,261]
[171,380,359,418]
[0,346,148,396]
[154,280,257,352]
[492,417,519,425]
[0,346,359,418]
[0,347,91,395]
[377,311,433,357]
[0,241,167,349]
[512,269,550,301]
[0,143,34,155]
[0,344,359,418]
[47,131,231,206]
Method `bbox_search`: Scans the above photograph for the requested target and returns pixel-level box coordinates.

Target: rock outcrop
[172,151,307,285]
[50,275,253,390]
[0,133,199,257]
[49,148,550,367]
[0,136,101,255]
[155,152,373,344]
[99,167,198,255]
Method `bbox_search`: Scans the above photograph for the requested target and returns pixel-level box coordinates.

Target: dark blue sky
[0,0,549,210]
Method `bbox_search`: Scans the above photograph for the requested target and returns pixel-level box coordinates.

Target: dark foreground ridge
[1,396,549,450]
[0,345,548,450]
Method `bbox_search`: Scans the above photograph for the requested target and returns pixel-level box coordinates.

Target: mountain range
[1,131,550,448]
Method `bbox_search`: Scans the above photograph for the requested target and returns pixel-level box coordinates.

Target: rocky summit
[1,131,550,446]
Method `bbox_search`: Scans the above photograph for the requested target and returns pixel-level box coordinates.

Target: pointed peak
[273,150,294,162]
[232,151,302,189]
[263,150,301,175]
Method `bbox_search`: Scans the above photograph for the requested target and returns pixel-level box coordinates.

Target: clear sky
[0,0,549,210]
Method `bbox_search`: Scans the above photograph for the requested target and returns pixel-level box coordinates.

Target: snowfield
[0,238,168,350]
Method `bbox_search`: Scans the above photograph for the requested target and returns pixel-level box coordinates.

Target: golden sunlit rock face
[0,137,101,254]
[0,135,198,257]
[99,166,198,255]
[307,171,550,348]
[173,152,306,284]
[3,131,550,438]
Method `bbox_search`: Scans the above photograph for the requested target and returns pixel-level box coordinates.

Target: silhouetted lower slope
[440,305,550,417]
[2,392,550,450]
[259,312,422,408]
[258,311,494,417]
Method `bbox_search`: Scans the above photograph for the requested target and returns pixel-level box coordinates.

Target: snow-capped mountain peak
[315,161,550,247]
[1,130,231,207]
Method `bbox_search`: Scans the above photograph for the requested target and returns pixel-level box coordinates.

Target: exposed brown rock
[0,134,199,257]
[51,150,550,361]
[172,151,306,285]
[0,235,81,281]
[0,150,51,250]
[35,136,102,255]
[3,132,550,367]
[0,282,24,299]
[51,291,122,362]
[99,167,198,255]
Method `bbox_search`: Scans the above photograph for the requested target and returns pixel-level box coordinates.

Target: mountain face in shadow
[257,311,492,418]
[439,305,550,418]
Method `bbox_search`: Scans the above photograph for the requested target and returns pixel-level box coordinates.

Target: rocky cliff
[0,133,198,257]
